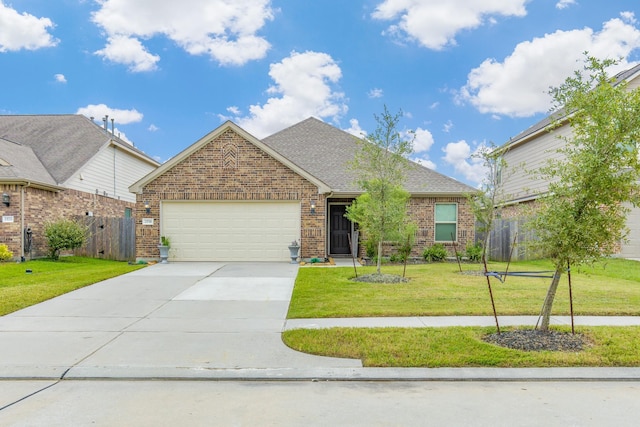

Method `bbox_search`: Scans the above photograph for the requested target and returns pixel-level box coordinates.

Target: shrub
[364,240,377,258]
[466,243,483,263]
[44,219,88,260]
[0,244,13,261]
[422,243,448,262]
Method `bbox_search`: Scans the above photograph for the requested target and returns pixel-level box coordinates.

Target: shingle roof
[0,138,57,186]
[262,117,475,195]
[0,114,156,185]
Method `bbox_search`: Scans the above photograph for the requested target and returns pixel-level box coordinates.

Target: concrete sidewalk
[285,315,640,330]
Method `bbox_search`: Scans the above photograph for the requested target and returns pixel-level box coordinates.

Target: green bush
[422,243,448,262]
[44,219,88,260]
[364,240,377,258]
[465,243,483,262]
[0,244,13,261]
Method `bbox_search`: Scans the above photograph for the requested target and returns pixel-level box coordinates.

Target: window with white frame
[435,203,457,242]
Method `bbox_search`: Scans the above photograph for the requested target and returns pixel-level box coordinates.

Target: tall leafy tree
[346,106,415,274]
[531,55,640,331]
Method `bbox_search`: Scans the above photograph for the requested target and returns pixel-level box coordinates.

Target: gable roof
[0,137,60,190]
[129,121,332,194]
[262,117,475,195]
[503,62,640,150]
[0,114,158,186]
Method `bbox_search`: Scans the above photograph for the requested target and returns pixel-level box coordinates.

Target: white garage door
[621,205,640,258]
[161,201,301,261]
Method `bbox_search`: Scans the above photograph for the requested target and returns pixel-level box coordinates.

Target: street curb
[6,366,637,382]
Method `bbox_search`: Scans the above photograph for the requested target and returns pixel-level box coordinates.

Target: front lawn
[0,257,145,315]
[284,258,640,367]
[287,259,640,318]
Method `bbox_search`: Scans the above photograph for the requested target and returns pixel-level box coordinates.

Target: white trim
[434,202,458,243]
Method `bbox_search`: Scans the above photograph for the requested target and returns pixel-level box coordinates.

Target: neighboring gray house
[130,117,477,262]
[497,64,640,259]
[0,114,160,259]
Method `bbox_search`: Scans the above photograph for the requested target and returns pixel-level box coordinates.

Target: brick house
[0,115,160,260]
[130,118,476,262]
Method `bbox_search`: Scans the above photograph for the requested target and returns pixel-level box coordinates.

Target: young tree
[346,106,415,274]
[531,55,640,331]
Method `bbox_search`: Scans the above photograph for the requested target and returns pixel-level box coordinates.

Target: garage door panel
[161,201,301,261]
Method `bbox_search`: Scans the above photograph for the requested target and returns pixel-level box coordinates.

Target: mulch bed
[351,273,409,284]
[484,329,589,352]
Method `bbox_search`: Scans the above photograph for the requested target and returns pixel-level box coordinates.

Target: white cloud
[556,0,577,10]
[372,0,528,50]
[76,104,144,125]
[412,156,436,170]
[368,88,384,98]
[459,14,640,117]
[91,0,273,71]
[442,120,453,133]
[412,127,434,153]
[0,2,58,52]
[148,124,159,132]
[442,140,487,185]
[621,11,637,24]
[54,74,67,83]
[95,35,160,72]
[226,106,241,116]
[227,50,347,138]
[344,118,366,137]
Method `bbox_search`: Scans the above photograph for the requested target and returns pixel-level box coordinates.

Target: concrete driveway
[0,262,361,380]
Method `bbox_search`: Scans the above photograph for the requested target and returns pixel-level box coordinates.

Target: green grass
[0,257,145,315]
[285,258,640,367]
[287,259,640,318]
[282,326,640,367]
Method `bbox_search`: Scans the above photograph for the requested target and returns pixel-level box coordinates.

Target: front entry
[329,204,352,255]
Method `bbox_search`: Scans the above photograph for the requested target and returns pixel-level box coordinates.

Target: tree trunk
[538,267,564,331]
[376,240,382,274]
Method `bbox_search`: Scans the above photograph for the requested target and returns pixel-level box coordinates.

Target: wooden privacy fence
[74,216,136,261]
[476,218,539,262]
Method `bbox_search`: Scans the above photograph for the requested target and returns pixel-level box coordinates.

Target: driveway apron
[0,262,361,380]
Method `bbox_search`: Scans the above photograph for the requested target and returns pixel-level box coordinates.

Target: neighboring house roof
[0,137,60,190]
[0,114,158,187]
[503,62,640,150]
[263,117,475,196]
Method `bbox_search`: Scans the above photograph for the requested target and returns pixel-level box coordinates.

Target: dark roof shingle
[262,117,475,195]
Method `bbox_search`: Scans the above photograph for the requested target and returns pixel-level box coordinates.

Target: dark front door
[330,204,351,255]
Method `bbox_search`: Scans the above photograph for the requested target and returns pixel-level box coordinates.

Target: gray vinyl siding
[621,203,640,258]
[65,145,157,203]
[500,124,571,203]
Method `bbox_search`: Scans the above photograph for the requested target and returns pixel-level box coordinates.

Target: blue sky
[2,0,640,186]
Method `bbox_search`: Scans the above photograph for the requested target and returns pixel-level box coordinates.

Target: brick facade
[408,196,474,256]
[135,129,324,260]
[0,184,133,260]
[133,127,475,262]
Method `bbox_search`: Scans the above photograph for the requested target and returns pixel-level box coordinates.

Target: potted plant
[288,240,300,264]
[158,236,170,263]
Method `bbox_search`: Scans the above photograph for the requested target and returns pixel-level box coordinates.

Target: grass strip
[283,326,640,368]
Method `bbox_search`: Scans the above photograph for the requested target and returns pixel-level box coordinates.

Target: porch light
[2,193,9,207]
[144,200,150,214]
[310,201,316,214]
